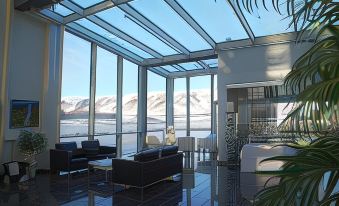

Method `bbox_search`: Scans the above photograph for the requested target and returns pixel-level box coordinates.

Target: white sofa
[240,143,296,172]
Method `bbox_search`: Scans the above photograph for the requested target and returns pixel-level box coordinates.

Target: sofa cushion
[161,146,178,157]
[55,142,77,151]
[134,148,160,162]
[82,140,100,155]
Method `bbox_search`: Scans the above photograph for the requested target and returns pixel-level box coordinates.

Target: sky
[60,0,291,97]
[61,32,212,97]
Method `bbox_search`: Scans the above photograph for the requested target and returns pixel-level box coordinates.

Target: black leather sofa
[50,141,116,174]
[111,146,183,192]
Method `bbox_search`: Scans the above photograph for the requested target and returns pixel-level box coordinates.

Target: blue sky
[61,32,212,97]
[60,1,290,97]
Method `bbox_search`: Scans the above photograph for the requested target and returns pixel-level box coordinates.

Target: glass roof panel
[202,59,218,67]
[129,0,212,52]
[176,0,248,42]
[240,2,293,36]
[95,8,178,56]
[70,0,105,9]
[161,65,179,72]
[74,18,153,58]
[51,4,74,16]
[177,62,203,71]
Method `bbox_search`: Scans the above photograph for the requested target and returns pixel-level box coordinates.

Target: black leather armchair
[50,142,87,174]
[81,140,116,160]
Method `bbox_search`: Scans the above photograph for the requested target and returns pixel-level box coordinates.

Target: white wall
[0,3,63,170]
[217,42,312,161]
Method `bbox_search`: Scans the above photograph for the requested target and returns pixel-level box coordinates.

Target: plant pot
[26,160,37,179]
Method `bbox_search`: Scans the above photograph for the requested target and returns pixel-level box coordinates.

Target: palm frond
[254,136,339,205]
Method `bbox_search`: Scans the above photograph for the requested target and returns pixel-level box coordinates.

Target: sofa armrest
[111,159,143,187]
[50,149,72,172]
[99,146,116,156]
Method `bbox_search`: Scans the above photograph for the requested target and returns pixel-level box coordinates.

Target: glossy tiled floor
[0,153,266,206]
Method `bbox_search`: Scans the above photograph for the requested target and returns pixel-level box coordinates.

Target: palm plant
[232,0,339,205]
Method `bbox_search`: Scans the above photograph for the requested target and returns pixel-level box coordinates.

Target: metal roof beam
[67,23,143,64]
[142,49,217,67]
[39,9,64,24]
[172,65,186,72]
[148,67,169,78]
[142,31,302,67]
[197,61,210,70]
[227,0,255,44]
[119,4,190,55]
[168,68,218,78]
[87,15,162,58]
[63,0,134,24]
[164,0,215,49]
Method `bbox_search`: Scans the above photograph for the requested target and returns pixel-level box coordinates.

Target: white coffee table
[88,158,112,183]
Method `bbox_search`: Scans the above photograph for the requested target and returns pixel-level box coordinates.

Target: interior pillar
[137,66,147,152]
[0,0,12,163]
[217,69,227,161]
[186,77,190,136]
[38,24,64,169]
[116,56,123,157]
[211,74,215,132]
[166,78,174,128]
[88,43,97,140]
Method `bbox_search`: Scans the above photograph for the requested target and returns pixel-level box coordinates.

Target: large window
[94,47,117,146]
[174,78,186,137]
[122,59,138,154]
[190,75,212,138]
[60,32,91,143]
[147,71,166,143]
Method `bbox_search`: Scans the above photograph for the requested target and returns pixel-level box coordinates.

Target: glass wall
[60,32,91,143]
[60,32,140,152]
[122,59,138,154]
[190,75,211,138]
[174,78,186,137]
[146,71,166,144]
[94,47,117,146]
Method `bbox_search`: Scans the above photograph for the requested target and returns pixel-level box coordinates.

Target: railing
[60,128,212,154]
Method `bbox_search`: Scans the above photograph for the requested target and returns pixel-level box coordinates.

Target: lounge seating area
[50,141,116,174]
[1,0,337,205]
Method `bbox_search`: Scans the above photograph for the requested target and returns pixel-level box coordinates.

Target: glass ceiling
[70,0,106,9]
[42,0,296,77]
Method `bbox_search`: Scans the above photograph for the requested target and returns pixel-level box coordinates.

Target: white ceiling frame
[87,15,162,58]
[227,0,255,44]
[164,0,215,49]
[63,0,134,23]
[67,22,144,64]
[169,68,218,78]
[148,67,168,78]
[143,31,300,67]
[118,4,190,55]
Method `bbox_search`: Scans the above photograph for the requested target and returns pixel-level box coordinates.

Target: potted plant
[17,130,48,179]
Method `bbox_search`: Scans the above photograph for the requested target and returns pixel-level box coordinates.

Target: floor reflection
[0,152,261,206]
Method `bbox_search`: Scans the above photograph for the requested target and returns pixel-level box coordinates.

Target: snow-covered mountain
[61,89,212,116]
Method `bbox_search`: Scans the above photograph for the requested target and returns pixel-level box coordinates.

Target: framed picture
[10,100,39,128]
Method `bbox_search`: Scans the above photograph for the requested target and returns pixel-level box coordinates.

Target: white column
[0,0,12,162]
[186,77,190,136]
[137,66,147,151]
[166,78,174,128]
[116,56,123,157]
[88,43,97,140]
[31,23,64,170]
[217,69,227,161]
[211,74,214,132]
